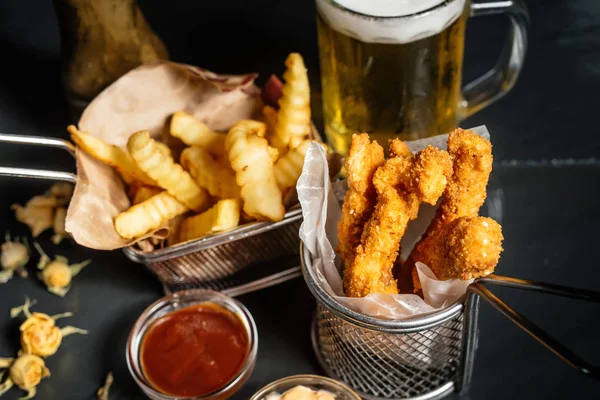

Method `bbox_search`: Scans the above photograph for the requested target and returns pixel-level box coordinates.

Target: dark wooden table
[0,0,599,399]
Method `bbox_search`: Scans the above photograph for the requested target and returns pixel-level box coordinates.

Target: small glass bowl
[249,375,361,400]
[127,289,258,400]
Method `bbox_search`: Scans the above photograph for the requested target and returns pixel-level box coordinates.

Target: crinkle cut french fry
[128,130,210,212]
[274,139,313,192]
[154,141,172,157]
[132,186,164,205]
[166,215,184,246]
[268,146,279,163]
[269,53,311,153]
[170,111,226,155]
[180,146,240,200]
[114,192,188,240]
[262,105,278,138]
[226,120,285,222]
[67,125,155,186]
[178,199,240,243]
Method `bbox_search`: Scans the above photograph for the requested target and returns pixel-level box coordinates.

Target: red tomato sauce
[141,303,248,397]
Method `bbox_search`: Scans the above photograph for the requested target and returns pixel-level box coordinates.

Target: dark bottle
[53,0,169,113]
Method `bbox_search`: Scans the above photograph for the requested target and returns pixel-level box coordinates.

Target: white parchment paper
[297,127,490,319]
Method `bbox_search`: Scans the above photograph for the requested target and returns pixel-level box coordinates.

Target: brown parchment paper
[65,61,262,250]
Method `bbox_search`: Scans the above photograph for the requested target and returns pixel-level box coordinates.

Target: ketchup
[140,303,248,397]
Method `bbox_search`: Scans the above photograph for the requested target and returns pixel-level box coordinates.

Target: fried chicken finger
[425,128,493,236]
[344,156,413,297]
[344,145,452,298]
[407,129,493,293]
[337,134,385,267]
[409,216,503,292]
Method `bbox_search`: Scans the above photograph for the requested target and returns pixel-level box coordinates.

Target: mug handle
[460,0,530,119]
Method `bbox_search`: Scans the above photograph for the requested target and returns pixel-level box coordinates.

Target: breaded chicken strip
[409,217,503,291]
[344,145,452,297]
[337,134,385,267]
[344,156,413,297]
[408,146,453,205]
[389,138,414,159]
[425,128,493,236]
[407,129,493,293]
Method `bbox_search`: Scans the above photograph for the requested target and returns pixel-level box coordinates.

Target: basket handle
[222,266,302,297]
[0,133,77,183]
[458,274,600,393]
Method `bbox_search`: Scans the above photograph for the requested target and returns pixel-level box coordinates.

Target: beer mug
[316,0,529,154]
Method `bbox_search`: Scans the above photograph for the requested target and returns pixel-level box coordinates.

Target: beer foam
[317,0,466,44]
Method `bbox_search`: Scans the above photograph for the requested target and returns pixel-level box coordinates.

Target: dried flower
[12,183,74,238]
[9,355,49,394]
[34,244,91,297]
[0,354,50,400]
[12,200,54,238]
[11,298,88,358]
[41,261,72,289]
[48,183,74,207]
[0,234,30,283]
[51,208,67,245]
[20,314,63,357]
[97,372,113,400]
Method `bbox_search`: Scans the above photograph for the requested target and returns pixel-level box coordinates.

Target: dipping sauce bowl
[250,375,361,400]
[127,289,258,400]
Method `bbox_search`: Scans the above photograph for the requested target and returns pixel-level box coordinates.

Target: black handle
[458,274,600,394]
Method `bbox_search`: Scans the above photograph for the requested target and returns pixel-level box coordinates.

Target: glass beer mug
[316,0,529,155]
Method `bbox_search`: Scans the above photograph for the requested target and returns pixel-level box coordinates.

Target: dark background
[0,0,599,399]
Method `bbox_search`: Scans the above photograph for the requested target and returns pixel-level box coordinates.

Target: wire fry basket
[301,244,600,400]
[0,133,302,296]
[122,208,304,294]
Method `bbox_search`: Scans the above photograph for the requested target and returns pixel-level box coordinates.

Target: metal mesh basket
[123,209,304,293]
[312,305,463,400]
[302,244,466,400]
[0,133,303,296]
[301,243,600,399]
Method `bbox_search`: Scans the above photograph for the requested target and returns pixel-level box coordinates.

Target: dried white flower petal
[59,326,88,337]
[54,255,68,265]
[1,240,30,271]
[12,203,54,238]
[48,183,74,206]
[0,358,13,369]
[24,195,57,209]
[0,358,14,397]
[11,183,74,239]
[51,208,67,245]
[0,372,13,397]
[69,260,91,278]
[46,286,69,297]
[0,235,30,284]
[0,270,13,284]
[10,298,36,319]
[97,372,113,400]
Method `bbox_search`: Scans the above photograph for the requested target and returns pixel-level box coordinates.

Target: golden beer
[317,0,468,155]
